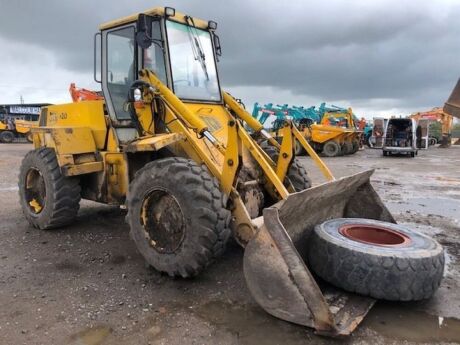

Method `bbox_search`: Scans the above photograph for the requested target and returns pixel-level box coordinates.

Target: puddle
[363,302,460,343]
[68,325,112,345]
[372,179,401,186]
[0,185,18,191]
[388,197,460,220]
[194,301,323,345]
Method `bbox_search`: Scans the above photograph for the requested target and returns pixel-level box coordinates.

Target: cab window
[107,26,135,120]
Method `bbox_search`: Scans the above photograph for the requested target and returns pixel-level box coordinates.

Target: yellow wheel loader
[18,7,444,337]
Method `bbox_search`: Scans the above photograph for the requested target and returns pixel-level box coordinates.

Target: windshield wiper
[185,16,209,81]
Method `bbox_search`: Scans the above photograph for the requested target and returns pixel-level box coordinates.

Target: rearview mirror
[136,14,154,49]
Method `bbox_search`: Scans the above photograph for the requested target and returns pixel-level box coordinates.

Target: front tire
[18,148,81,229]
[126,158,231,278]
[322,141,341,157]
[0,130,15,143]
[263,146,311,191]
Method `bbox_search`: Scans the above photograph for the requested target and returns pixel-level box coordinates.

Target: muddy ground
[0,143,459,345]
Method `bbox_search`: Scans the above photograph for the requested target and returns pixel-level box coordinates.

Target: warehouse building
[0,103,51,122]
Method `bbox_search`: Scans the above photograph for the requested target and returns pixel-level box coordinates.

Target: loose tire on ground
[263,146,311,191]
[126,157,231,278]
[322,141,341,157]
[0,130,15,143]
[18,148,81,229]
[307,218,444,301]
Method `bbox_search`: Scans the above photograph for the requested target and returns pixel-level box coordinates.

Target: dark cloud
[0,0,459,111]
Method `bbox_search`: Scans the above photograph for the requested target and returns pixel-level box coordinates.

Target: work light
[165,7,175,17]
[208,21,217,30]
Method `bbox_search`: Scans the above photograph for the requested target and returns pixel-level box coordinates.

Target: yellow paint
[62,161,104,176]
[99,7,209,31]
[276,125,292,184]
[35,127,97,155]
[14,120,38,134]
[104,153,129,204]
[29,199,42,213]
[292,126,335,181]
[125,133,184,152]
[42,101,106,149]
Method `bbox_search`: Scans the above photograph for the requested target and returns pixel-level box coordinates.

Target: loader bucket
[444,78,460,119]
[244,170,395,336]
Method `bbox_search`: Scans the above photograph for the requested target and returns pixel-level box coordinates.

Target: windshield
[166,20,221,102]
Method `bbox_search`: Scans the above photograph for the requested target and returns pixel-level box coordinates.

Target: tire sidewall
[127,158,229,276]
[19,149,57,228]
[1,131,15,143]
[129,174,199,266]
[323,141,339,157]
[315,218,443,259]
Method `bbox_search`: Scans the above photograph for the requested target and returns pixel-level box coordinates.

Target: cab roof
[99,7,209,31]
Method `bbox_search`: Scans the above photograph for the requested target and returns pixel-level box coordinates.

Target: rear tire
[126,157,231,278]
[263,146,311,191]
[343,141,353,155]
[322,141,341,157]
[351,139,359,153]
[308,218,444,301]
[18,148,81,229]
[26,132,33,143]
[0,130,15,143]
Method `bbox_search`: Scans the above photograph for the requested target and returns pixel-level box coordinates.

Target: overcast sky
[0,0,459,118]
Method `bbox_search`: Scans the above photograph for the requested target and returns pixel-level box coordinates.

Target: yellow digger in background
[320,106,362,154]
[0,117,37,143]
[18,7,444,337]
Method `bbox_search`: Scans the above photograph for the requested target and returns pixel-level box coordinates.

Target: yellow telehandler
[19,7,444,337]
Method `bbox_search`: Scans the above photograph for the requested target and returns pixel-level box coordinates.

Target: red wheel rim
[339,224,411,247]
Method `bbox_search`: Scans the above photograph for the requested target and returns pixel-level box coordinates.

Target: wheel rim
[325,143,336,155]
[25,168,46,214]
[140,189,185,254]
[339,224,411,247]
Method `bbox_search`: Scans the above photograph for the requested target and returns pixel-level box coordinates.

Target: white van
[383,118,418,157]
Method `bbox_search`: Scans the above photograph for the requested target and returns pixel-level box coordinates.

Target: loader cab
[98,7,222,142]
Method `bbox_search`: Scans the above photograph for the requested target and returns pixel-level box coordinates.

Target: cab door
[416,119,429,149]
[101,24,138,143]
[371,117,385,148]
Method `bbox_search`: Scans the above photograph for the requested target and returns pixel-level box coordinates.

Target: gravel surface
[0,143,459,345]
